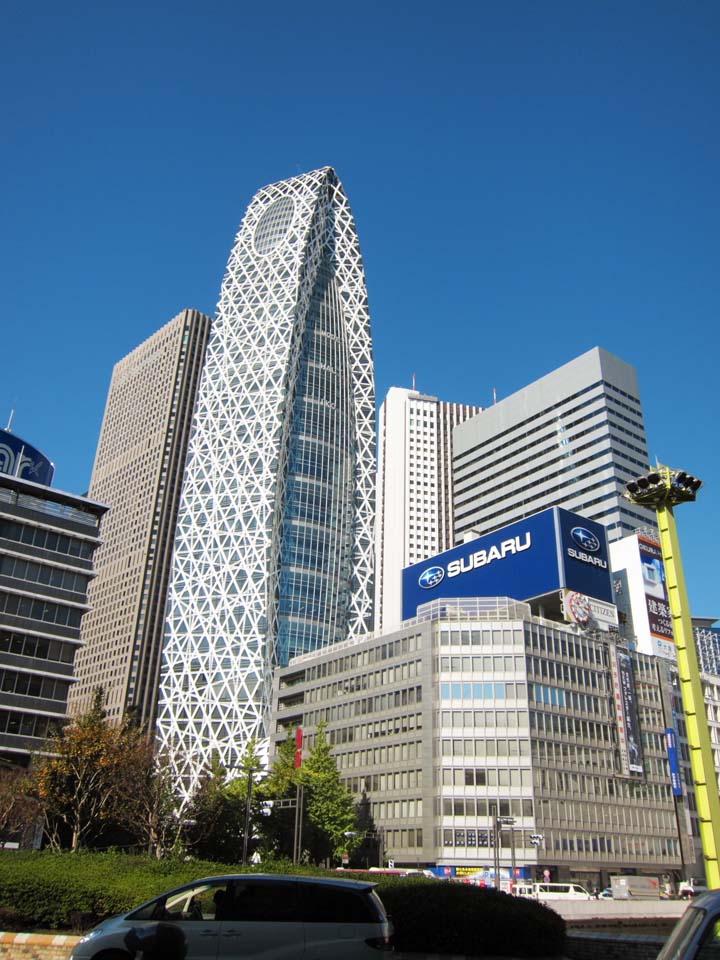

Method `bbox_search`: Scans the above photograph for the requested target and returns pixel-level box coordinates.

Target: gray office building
[0,470,106,765]
[452,347,656,545]
[273,598,687,886]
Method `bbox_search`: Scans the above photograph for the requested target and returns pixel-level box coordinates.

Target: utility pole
[625,466,720,889]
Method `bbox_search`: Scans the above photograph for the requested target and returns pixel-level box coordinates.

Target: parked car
[679,878,710,899]
[510,881,591,900]
[69,874,394,960]
[657,888,720,960]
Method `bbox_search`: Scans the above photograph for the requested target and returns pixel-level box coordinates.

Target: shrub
[375,879,566,957]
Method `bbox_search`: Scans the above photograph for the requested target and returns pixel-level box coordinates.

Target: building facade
[452,347,656,546]
[273,599,688,886]
[374,388,481,634]
[0,471,106,765]
[68,309,210,726]
[158,168,375,796]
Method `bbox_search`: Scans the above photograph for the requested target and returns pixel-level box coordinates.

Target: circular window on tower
[253,196,295,255]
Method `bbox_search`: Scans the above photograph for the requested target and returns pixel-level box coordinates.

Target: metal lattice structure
[156,168,375,799]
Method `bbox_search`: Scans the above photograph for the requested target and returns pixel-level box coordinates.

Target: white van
[516,882,591,900]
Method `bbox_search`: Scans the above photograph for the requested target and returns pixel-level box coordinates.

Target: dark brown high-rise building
[68,308,210,726]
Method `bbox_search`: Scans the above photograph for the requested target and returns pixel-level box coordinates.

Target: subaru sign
[402,507,612,620]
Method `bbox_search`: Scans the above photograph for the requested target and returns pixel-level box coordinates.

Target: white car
[70,874,394,960]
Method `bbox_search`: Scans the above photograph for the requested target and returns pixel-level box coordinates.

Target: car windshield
[657,906,706,960]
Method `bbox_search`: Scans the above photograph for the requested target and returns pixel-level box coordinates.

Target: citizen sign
[567,526,607,569]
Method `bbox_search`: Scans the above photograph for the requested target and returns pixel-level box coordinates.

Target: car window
[697,919,720,960]
[300,884,377,923]
[129,881,226,922]
[225,882,301,923]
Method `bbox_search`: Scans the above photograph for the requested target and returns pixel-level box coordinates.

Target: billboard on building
[638,536,672,642]
[561,590,619,632]
[609,646,644,775]
[402,507,612,620]
[0,429,54,486]
[665,728,683,797]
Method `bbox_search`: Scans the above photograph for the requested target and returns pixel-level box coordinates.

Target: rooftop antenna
[5,409,14,431]
[492,388,497,405]
[412,372,416,391]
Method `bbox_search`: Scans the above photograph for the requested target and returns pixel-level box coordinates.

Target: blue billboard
[0,429,54,486]
[401,507,612,620]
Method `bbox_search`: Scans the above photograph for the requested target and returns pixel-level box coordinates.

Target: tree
[112,734,184,859]
[299,725,359,865]
[183,743,265,863]
[256,733,299,861]
[30,689,136,851]
[0,764,40,844]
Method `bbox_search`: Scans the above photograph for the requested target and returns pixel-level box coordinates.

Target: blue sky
[2,0,718,616]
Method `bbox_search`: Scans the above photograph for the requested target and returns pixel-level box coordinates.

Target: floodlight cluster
[624,467,702,508]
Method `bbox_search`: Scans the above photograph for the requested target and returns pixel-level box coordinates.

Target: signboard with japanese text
[638,537,673,642]
[609,646,644,775]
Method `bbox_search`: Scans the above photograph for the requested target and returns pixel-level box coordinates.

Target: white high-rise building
[157,168,375,796]
[374,388,481,633]
[452,347,656,546]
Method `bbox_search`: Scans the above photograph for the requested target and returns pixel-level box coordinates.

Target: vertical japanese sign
[638,536,673,642]
[665,728,683,797]
[294,727,303,768]
[609,646,644,775]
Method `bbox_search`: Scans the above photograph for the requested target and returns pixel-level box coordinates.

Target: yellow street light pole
[625,465,720,889]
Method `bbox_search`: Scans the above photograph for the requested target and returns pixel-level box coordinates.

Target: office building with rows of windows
[0,469,106,765]
[158,168,375,797]
[374,388,481,634]
[273,598,690,886]
[452,347,656,546]
[68,308,210,726]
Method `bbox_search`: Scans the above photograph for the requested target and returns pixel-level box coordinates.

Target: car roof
[688,890,719,908]
[176,874,377,892]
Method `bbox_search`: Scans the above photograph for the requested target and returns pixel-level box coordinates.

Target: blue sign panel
[556,508,613,603]
[0,429,54,486]
[665,728,683,797]
[401,506,612,620]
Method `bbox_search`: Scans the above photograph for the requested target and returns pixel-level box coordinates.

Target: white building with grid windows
[273,598,687,885]
[157,168,375,797]
[374,388,481,634]
[452,348,656,546]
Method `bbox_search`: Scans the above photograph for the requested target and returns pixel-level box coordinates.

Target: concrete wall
[566,931,666,960]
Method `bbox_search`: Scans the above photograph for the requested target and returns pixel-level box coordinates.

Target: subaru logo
[418,566,444,589]
[571,527,600,552]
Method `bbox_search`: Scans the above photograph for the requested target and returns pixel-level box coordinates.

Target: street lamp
[624,464,720,889]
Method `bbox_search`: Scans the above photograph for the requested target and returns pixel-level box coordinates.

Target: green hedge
[376,879,566,957]
[0,852,565,956]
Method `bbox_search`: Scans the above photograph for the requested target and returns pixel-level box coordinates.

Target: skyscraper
[452,347,656,545]
[374,387,481,633]
[157,168,375,795]
[68,309,211,726]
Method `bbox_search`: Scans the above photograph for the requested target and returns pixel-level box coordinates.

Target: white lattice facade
[157,168,375,797]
